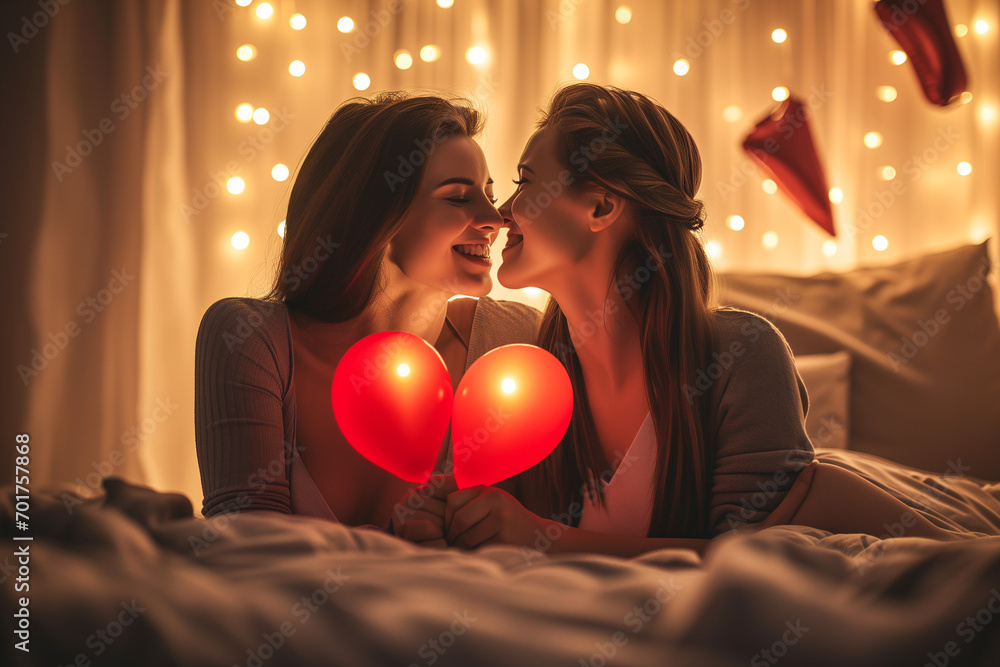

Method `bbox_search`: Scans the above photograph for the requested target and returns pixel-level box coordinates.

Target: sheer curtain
[6,0,997,511]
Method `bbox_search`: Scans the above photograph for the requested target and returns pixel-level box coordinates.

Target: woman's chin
[450,273,492,297]
[496,265,526,291]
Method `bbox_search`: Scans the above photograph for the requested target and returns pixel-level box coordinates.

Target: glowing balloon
[331,331,452,483]
[451,344,573,488]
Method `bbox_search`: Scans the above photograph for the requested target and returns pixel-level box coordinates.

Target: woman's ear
[588,191,627,233]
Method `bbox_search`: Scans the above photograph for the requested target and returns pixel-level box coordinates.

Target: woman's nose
[472,197,504,231]
[497,193,515,227]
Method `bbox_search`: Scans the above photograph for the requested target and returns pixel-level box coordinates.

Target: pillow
[717,241,1000,482]
[794,352,851,450]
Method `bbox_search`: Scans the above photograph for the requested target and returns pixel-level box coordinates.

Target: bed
[3,241,1000,667]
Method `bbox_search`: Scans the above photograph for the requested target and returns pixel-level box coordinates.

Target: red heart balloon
[331,332,452,483]
[451,344,573,488]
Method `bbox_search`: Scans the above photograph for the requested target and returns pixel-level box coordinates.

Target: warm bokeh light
[955,24,968,37]
[975,19,989,34]
[227,177,245,195]
[337,16,354,33]
[235,104,254,122]
[288,60,305,77]
[255,3,273,20]
[864,131,883,148]
[437,0,454,7]
[236,44,256,61]
[890,50,907,65]
[762,231,779,249]
[762,179,778,194]
[673,59,690,76]
[822,240,837,257]
[353,73,371,90]
[960,91,973,104]
[969,219,991,244]
[231,232,250,250]
[252,107,269,125]
[289,13,307,30]
[395,50,413,70]
[957,161,972,176]
[271,164,289,181]
[980,104,998,125]
[727,215,745,231]
[523,287,542,297]
[277,220,286,238]
[873,235,888,251]
[615,6,632,24]
[771,29,787,43]
[235,0,251,6]
[420,45,441,62]
[722,105,742,122]
[829,188,843,204]
[466,46,487,65]
[771,86,789,102]
[880,165,896,181]
[705,240,722,259]
[573,63,590,79]
[877,85,897,102]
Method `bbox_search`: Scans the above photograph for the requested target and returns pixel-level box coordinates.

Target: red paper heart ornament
[874,0,968,107]
[743,96,836,236]
[451,344,573,489]
[331,331,452,483]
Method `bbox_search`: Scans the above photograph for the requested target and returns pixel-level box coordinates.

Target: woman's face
[388,135,501,297]
[497,127,597,291]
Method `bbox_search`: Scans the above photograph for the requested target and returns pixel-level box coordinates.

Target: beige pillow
[717,241,1000,481]
[794,351,851,450]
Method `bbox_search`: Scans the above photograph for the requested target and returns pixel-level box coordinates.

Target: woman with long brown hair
[194,92,539,541]
[430,83,968,555]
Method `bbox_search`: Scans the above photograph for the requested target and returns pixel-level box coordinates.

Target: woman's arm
[195,298,292,517]
[441,484,711,557]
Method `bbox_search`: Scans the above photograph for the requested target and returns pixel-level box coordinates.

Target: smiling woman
[194,92,540,539]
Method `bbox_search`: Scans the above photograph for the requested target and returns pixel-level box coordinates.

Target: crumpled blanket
[2,477,999,667]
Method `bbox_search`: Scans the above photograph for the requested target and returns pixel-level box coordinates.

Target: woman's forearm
[539,520,710,558]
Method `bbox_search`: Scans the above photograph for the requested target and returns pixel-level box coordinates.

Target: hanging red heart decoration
[874,0,968,107]
[451,344,573,489]
[743,96,836,236]
[331,331,452,483]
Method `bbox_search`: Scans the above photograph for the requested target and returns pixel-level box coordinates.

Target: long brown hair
[262,92,483,321]
[513,83,718,538]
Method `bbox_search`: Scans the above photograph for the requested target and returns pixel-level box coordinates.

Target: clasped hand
[389,475,547,550]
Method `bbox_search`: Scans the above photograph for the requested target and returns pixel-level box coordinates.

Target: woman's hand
[389,474,459,548]
[444,485,548,550]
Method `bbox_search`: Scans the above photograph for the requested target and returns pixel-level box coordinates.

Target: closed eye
[512,178,527,186]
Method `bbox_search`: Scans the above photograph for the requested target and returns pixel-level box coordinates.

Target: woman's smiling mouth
[502,232,524,253]
[453,242,492,265]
